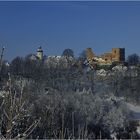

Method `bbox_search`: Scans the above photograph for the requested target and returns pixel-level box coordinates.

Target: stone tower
[37,46,43,60]
[86,48,94,61]
[112,48,125,62]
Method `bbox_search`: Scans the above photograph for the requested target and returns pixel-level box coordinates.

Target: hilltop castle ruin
[86,48,125,65]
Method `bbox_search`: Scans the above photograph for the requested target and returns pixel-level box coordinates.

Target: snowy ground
[127,103,140,120]
[126,103,140,135]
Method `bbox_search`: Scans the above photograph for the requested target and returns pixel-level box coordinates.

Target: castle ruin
[86,48,125,65]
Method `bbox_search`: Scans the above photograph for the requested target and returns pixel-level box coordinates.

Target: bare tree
[0,73,40,139]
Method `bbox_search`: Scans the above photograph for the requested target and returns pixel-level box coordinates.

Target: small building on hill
[28,46,44,61]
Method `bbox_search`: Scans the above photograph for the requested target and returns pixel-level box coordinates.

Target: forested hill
[0,51,140,139]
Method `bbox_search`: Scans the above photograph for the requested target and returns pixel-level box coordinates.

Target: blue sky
[0,1,140,61]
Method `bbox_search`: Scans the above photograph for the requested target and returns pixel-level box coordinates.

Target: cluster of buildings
[29,46,125,68]
[29,47,74,68]
[86,48,125,65]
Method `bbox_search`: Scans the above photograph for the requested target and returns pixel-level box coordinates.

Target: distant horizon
[0,1,140,61]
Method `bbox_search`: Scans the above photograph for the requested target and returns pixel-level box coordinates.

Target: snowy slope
[127,103,140,120]
[127,103,140,113]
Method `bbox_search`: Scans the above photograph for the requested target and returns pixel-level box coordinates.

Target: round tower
[37,46,43,60]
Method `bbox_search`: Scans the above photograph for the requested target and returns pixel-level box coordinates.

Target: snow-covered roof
[48,55,61,58]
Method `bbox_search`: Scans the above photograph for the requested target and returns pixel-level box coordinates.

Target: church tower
[37,46,43,60]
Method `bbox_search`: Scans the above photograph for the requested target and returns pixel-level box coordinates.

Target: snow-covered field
[126,103,140,135]
[127,103,140,113]
[127,103,140,121]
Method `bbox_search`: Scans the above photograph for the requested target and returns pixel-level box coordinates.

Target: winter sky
[0,1,140,61]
